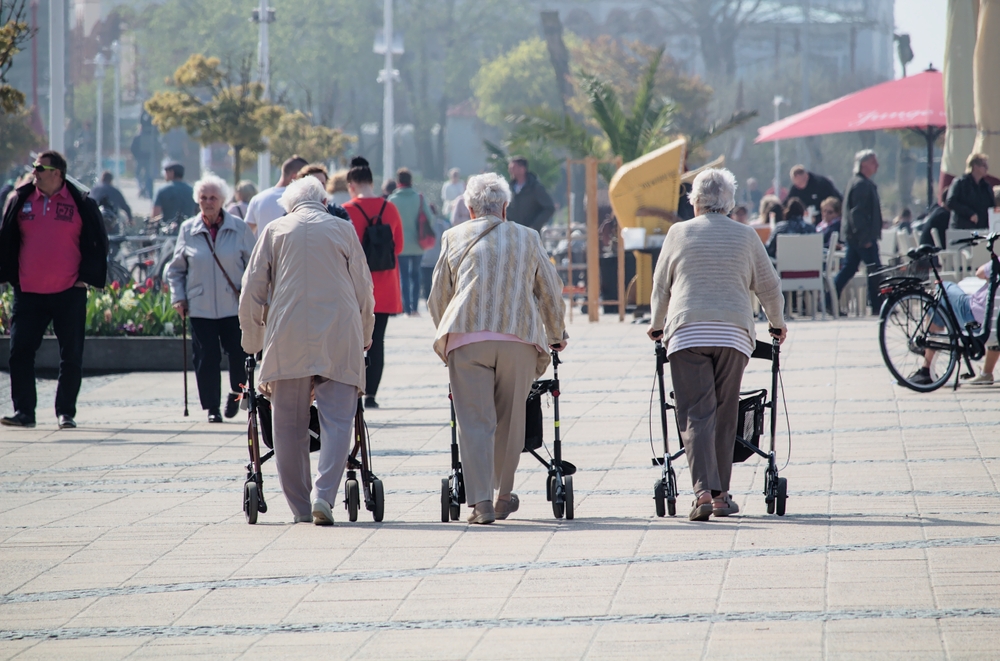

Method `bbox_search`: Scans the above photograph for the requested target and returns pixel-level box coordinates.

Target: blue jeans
[398,255,421,314]
[834,242,882,311]
[933,281,975,328]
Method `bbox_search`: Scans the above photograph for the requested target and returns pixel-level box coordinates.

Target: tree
[472,37,562,127]
[1,0,34,114]
[652,0,764,79]
[145,54,284,184]
[267,110,354,164]
[0,107,40,173]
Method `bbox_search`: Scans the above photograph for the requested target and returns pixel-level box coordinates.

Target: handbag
[201,231,240,298]
[417,194,436,250]
[357,199,396,272]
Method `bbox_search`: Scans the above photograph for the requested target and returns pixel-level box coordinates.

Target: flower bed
[0,280,182,336]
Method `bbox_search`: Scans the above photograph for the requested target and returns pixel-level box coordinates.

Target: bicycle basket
[733,389,766,463]
[870,255,932,291]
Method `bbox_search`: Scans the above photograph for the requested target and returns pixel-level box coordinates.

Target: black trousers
[366,313,390,397]
[189,316,247,412]
[8,286,87,420]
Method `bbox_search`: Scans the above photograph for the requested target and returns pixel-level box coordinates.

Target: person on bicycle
[910,261,1000,386]
[88,171,133,226]
[239,176,375,525]
[648,168,787,521]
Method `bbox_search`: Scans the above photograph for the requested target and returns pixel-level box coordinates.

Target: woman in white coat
[239,177,376,525]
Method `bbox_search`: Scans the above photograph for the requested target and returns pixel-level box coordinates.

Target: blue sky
[894,0,947,77]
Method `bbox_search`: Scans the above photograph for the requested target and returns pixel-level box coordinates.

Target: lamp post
[49,0,65,152]
[375,0,402,183]
[773,96,786,202]
[111,41,121,180]
[253,0,275,187]
[94,52,106,177]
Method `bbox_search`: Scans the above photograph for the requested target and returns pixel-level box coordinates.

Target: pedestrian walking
[239,176,375,525]
[88,170,133,225]
[342,157,403,409]
[226,180,258,220]
[647,168,786,521]
[152,163,197,226]
[166,174,255,423]
[506,157,555,231]
[244,156,308,237]
[0,151,109,429]
[387,168,434,316]
[429,173,568,524]
[834,150,883,313]
[441,168,465,215]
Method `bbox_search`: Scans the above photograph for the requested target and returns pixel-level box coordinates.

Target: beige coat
[428,215,567,378]
[239,200,376,393]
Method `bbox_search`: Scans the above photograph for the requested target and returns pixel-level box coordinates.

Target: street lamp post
[112,41,121,180]
[49,0,65,152]
[375,0,402,183]
[773,96,786,204]
[94,52,106,178]
[253,0,275,188]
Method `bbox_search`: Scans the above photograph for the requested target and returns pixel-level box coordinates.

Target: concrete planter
[0,337,229,372]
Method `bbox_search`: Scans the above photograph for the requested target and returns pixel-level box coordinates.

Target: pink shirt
[445,331,545,355]
[18,185,83,293]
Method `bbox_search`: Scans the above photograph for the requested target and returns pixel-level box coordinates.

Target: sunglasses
[32,163,59,173]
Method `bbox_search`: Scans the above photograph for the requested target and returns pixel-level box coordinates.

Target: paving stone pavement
[1,314,999,660]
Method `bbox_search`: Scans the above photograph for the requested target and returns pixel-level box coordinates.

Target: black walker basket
[441,350,576,521]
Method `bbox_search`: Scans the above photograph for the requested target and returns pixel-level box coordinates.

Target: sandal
[689,498,713,521]
[712,493,739,517]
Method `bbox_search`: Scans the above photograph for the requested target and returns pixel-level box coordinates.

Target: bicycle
[877,232,1000,392]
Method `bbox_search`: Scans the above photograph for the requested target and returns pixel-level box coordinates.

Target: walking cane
[181,313,189,417]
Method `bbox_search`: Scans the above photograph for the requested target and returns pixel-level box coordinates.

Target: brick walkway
[1,316,998,659]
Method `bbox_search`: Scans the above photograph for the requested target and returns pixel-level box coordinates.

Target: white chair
[879,228,898,264]
[960,239,991,278]
[777,234,826,319]
[931,228,961,282]
[896,230,918,255]
[824,231,841,317]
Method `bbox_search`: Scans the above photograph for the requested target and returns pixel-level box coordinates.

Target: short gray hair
[464,172,511,218]
[192,174,230,204]
[689,168,737,215]
[854,149,877,174]
[278,175,327,212]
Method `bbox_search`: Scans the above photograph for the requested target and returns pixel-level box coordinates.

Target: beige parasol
[941,0,979,179]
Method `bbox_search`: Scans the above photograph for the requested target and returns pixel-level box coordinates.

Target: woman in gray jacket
[648,168,786,521]
[167,175,256,422]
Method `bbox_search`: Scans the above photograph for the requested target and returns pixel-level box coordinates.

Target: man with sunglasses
[0,151,109,429]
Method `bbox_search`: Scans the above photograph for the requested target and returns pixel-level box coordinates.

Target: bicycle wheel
[879,291,958,392]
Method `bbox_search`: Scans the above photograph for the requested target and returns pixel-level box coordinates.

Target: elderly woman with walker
[167,174,255,423]
[239,177,375,525]
[429,173,567,525]
[648,168,786,521]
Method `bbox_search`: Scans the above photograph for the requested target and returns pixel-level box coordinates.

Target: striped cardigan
[650,212,785,342]
[429,215,567,377]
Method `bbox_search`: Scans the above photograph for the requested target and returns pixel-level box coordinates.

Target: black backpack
[357,199,396,272]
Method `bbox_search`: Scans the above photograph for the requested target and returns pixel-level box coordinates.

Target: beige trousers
[448,341,538,506]
[668,346,749,495]
[269,377,356,518]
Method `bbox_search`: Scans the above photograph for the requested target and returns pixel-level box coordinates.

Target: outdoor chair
[931,228,962,282]
[879,228,899,265]
[777,234,826,319]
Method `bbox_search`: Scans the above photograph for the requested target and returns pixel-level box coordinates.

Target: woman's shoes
[207,410,223,423]
[467,501,495,524]
[364,396,379,409]
[689,498,713,521]
[712,493,740,517]
[494,494,519,520]
[224,392,240,418]
[311,498,335,526]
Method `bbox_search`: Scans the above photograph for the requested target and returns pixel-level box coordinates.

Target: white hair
[192,174,230,204]
[278,176,327,212]
[689,168,737,215]
[464,172,511,218]
[854,149,877,174]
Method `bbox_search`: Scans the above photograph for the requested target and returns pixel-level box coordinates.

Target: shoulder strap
[455,219,503,271]
[356,199,388,227]
[201,231,241,295]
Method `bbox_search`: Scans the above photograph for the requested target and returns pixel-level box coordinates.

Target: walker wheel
[564,476,574,520]
[440,478,450,523]
[244,481,259,525]
[776,477,787,516]
[450,502,460,521]
[653,480,666,518]
[551,478,565,519]
[667,498,676,517]
[371,478,385,522]
[346,479,360,522]
[546,475,554,502]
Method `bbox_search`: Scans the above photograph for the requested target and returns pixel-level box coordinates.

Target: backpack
[417,194,436,250]
[357,199,396,272]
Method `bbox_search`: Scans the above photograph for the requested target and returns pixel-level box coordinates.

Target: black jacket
[946,173,995,230]
[507,173,555,231]
[841,174,882,249]
[0,181,109,289]
[788,171,842,209]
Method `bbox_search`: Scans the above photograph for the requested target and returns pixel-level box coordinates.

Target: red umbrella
[755,69,946,208]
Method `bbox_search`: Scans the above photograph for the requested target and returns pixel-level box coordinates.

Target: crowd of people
[2,142,997,527]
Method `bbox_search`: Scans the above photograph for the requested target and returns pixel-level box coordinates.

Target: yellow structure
[608,139,686,306]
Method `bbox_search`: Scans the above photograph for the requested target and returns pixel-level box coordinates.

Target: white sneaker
[967,373,994,386]
[293,514,313,523]
[311,499,334,526]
